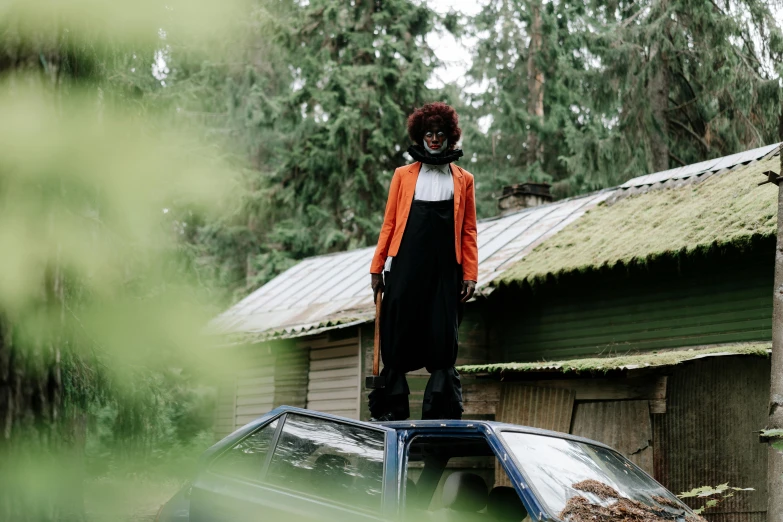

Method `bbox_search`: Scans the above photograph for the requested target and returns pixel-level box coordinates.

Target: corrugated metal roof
[457,343,771,374]
[212,190,613,339]
[214,143,781,340]
[619,142,779,189]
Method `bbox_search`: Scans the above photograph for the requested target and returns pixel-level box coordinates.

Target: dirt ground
[84,476,182,522]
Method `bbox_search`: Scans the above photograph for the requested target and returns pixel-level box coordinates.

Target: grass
[85,475,183,522]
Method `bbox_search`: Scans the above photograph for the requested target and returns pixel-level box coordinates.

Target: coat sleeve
[461,173,479,282]
[370,169,401,274]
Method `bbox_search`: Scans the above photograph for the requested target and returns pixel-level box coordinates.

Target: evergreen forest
[0,0,781,520]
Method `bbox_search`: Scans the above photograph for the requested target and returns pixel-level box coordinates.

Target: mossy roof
[457,343,771,374]
[498,154,780,286]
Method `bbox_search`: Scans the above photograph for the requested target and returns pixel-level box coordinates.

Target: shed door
[304,332,361,419]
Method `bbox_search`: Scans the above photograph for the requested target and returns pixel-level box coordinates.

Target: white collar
[421,162,451,174]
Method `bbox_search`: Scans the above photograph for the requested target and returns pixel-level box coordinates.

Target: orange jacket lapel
[452,164,463,218]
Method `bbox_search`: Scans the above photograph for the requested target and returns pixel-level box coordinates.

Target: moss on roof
[498,154,780,285]
[457,343,771,374]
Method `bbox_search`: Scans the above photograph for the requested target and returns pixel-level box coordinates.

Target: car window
[265,414,385,510]
[211,419,279,481]
[501,432,691,518]
[404,435,532,521]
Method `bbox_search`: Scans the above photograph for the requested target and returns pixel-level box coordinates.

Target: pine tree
[270,0,436,255]
[465,0,596,204]
[184,0,439,296]
[168,0,300,298]
[466,0,783,199]
[565,0,783,190]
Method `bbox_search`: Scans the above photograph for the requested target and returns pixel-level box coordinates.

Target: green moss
[457,343,771,374]
[498,155,780,286]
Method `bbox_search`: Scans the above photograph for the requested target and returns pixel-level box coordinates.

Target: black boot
[369,412,396,422]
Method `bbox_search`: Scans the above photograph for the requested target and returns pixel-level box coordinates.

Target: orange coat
[370,162,478,282]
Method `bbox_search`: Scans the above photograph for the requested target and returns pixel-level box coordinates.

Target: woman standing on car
[368,102,478,421]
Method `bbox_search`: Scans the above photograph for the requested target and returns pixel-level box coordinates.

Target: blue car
[157,406,701,522]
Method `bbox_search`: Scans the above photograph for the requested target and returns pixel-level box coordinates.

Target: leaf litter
[558,480,708,522]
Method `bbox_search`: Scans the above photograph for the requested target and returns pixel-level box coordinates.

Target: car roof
[265,406,615,451]
[377,418,614,450]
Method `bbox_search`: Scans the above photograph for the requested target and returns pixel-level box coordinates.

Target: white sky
[424,0,782,91]
[425,1,485,90]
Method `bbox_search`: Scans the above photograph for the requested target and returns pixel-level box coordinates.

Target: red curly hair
[407,102,461,150]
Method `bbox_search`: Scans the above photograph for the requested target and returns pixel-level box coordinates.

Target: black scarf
[408,144,464,166]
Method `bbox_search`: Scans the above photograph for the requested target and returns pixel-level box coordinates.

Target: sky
[426,1,485,90]
[424,0,783,90]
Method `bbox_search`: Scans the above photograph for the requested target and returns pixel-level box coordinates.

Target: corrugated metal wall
[656,356,769,521]
[304,330,361,419]
[494,252,773,362]
[495,384,576,485]
[496,384,575,432]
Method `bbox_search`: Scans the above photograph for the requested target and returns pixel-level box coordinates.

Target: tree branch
[670,118,710,152]
[667,96,698,112]
[669,150,687,166]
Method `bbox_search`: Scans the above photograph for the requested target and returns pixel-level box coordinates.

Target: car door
[189,411,398,522]
[398,426,544,521]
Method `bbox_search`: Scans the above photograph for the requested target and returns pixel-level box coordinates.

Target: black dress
[368,197,464,420]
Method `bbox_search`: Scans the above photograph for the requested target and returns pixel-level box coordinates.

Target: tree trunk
[526,0,544,167]
[648,38,670,173]
[770,105,783,522]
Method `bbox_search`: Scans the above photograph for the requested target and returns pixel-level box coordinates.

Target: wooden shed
[212,142,781,521]
[449,143,782,521]
[209,171,612,436]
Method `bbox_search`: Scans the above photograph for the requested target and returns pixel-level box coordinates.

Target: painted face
[423,128,447,152]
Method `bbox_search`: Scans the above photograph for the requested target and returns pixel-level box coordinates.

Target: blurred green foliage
[0,0,781,520]
[0,1,254,520]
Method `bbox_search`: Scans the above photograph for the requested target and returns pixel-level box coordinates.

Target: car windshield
[501,432,697,520]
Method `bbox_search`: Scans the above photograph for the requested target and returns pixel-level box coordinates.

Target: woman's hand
[460,280,476,303]
[371,273,385,304]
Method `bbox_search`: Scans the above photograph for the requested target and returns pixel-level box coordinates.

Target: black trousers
[368,199,464,420]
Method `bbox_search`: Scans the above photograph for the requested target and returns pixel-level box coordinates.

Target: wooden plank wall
[234,351,275,426]
[491,248,774,362]
[274,341,309,409]
[214,380,236,439]
[213,340,308,439]
[303,328,361,419]
[496,384,576,431]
